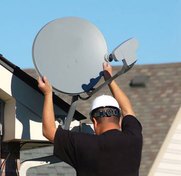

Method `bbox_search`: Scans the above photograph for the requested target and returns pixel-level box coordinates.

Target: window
[0,99,4,135]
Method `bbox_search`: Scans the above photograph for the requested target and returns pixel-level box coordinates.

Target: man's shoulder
[121,115,142,135]
[122,115,142,126]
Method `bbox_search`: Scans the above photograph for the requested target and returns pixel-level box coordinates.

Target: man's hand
[103,62,113,81]
[38,76,52,96]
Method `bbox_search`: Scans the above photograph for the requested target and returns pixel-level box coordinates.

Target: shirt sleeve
[121,115,142,136]
[53,126,77,167]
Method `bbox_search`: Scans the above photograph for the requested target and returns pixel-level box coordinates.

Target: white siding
[148,106,181,176]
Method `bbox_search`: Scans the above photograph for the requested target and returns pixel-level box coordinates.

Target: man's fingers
[37,76,52,95]
[43,76,50,84]
[38,76,43,85]
[103,62,111,70]
[38,76,46,87]
[103,62,108,69]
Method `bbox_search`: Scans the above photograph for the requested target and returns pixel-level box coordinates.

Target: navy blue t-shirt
[54,115,142,176]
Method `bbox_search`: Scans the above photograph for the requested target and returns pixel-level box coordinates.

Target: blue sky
[0,0,180,68]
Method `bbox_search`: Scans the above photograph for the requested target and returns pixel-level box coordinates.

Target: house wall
[148,106,181,176]
[0,65,67,142]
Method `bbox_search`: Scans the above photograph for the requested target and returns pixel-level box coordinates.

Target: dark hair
[90,107,121,125]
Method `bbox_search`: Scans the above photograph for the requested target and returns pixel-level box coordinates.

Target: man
[38,62,142,176]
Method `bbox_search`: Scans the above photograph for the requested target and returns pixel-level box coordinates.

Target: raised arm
[38,76,56,143]
[103,62,135,117]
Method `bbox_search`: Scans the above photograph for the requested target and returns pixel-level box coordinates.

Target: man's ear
[119,117,122,129]
[92,118,98,126]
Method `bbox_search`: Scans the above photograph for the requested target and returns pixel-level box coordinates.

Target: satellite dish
[32,17,108,95]
[32,17,139,129]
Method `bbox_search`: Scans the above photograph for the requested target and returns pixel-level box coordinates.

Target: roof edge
[0,54,86,121]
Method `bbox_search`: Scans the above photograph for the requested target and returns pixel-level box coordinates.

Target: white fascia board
[0,65,14,98]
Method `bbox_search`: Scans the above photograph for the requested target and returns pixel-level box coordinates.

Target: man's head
[90,95,122,135]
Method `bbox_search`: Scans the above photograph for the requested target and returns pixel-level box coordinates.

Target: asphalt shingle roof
[22,62,181,176]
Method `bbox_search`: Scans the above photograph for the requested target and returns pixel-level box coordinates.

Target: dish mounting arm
[78,59,136,100]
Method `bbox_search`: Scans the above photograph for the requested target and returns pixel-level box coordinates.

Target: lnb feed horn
[104,38,139,66]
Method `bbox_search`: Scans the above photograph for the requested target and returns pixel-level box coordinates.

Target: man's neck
[98,123,120,135]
